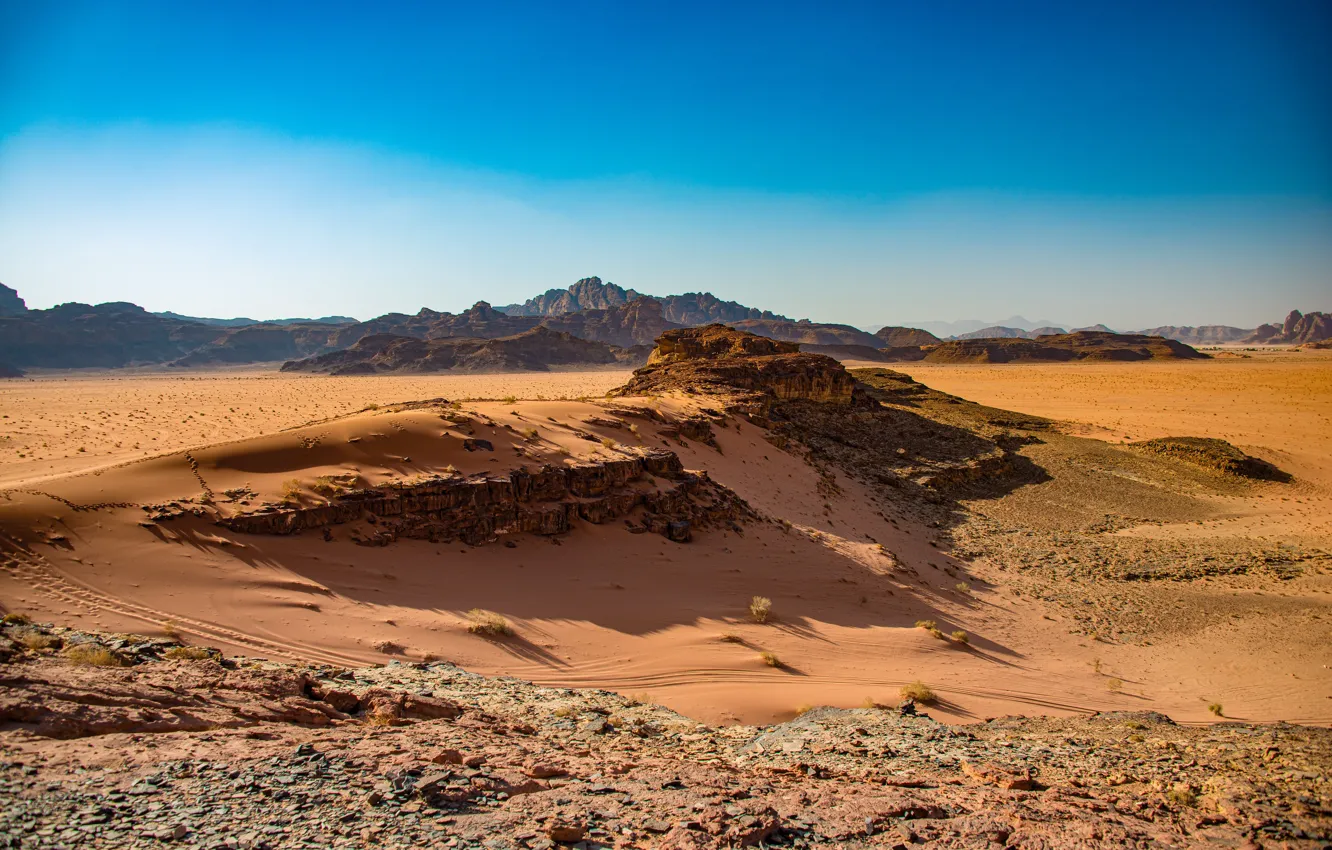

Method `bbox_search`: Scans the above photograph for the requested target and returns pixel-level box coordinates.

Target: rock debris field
[1,621,1329,850]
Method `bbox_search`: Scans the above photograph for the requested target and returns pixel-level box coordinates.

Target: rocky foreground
[1,621,1329,850]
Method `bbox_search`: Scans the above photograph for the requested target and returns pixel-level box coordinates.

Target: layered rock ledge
[213,450,752,546]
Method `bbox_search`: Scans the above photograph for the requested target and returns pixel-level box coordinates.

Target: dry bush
[861,696,889,709]
[280,478,303,503]
[554,446,572,456]
[161,620,182,641]
[954,582,972,594]
[521,427,540,441]
[718,632,745,644]
[466,609,511,637]
[501,395,518,405]
[1107,678,1124,692]
[64,644,124,667]
[1207,702,1223,717]
[600,437,619,450]
[928,627,946,640]
[1166,784,1198,807]
[16,630,59,651]
[759,650,782,668]
[900,680,936,703]
[950,630,969,645]
[794,703,814,717]
[164,646,212,661]
[914,619,936,630]
[2,613,31,626]
[311,475,344,498]
[372,639,405,655]
[749,596,773,624]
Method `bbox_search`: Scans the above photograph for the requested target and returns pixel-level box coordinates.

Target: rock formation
[539,297,685,347]
[280,327,645,374]
[923,332,1206,363]
[873,326,939,346]
[728,318,883,347]
[497,276,645,316]
[1245,309,1332,345]
[0,282,26,316]
[615,325,860,405]
[0,300,226,369]
[953,325,1068,340]
[213,449,749,545]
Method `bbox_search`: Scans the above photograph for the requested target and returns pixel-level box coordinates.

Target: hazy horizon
[3,2,1330,329]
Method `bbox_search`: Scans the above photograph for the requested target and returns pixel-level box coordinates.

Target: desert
[6,5,1332,846]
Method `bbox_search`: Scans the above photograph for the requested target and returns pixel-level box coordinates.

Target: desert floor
[1,355,1328,726]
[0,369,632,489]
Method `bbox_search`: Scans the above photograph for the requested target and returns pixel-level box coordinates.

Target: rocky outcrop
[1245,309,1332,345]
[169,323,343,366]
[0,361,24,378]
[799,343,896,362]
[1128,437,1290,481]
[215,450,751,544]
[280,327,645,375]
[616,326,861,405]
[0,283,26,317]
[727,319,882,348]
[873,326,939,346]
[923,332,1205,363]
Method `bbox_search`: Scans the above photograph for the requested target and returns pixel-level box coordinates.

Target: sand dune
[1,354,1329,726]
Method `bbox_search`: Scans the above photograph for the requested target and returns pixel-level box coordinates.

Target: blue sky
[1,0,1329,327]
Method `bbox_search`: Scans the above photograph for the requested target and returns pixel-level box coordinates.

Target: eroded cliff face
[205,450,751,546]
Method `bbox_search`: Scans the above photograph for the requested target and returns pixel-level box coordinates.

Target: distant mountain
[0,301,225,368]
[498,277,644,317]
[154,311,357,327]
[874,326,940,346]
[0,283,27,317]
[953,325,1070,340]
[727,318,882,347]
[498,276,791,325]
[280,327,645,375]
[907,316,1066,338]
[1071,324,1118,334]
[540,297,684,348]
[1140,325,1252,345]
[1244,310,1332,345]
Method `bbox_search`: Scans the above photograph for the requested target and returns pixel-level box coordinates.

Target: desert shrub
[914,619,936,630]
[1107,678,1123,692]
[950,630,969,645]
[554,446,572,456]
[759,651,782,668]
[2,613,31,626]
[928,627,946,640]
[311,475,343,497]
[1207,702,1223,717]
[64,644,124,667]
[466,609,511,636]
[861,696,888,709]
[718,632,745,644]
[501,395,518,405]
[627,423,640,437]
[17,630,59,650]
[600,437,619,450]
[794,703,814,716]
[749,596,772,623]
[521,427,540,441]
[161,620,182,641]
[900,680,936,703]
[280,478,303,503]
[164,646,212,661]
[954,582,972,594]
[372,639,405,654]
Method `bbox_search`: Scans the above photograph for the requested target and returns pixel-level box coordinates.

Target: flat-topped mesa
[211,449,754,546]
[616,324,860,405]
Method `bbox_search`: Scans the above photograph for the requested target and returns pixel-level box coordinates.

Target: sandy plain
[1,354,1329,727]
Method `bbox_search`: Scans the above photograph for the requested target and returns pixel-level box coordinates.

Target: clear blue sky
[2,0,1329,327]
